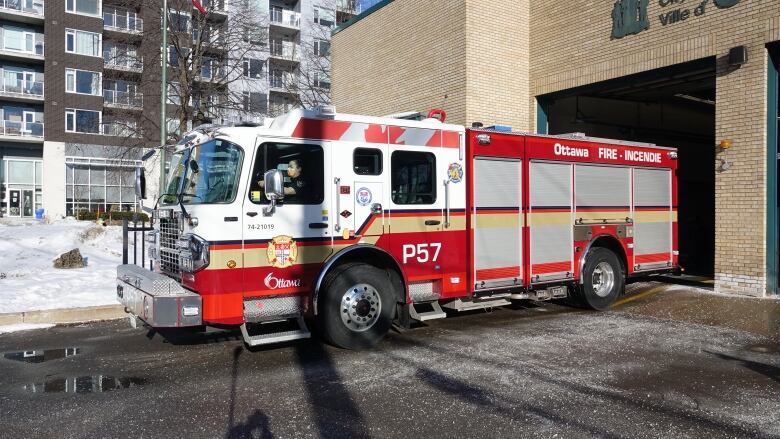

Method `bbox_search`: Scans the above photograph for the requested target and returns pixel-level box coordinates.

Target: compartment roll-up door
[633,168,672,270]
[473,158,522,289]
[529,162,573,282]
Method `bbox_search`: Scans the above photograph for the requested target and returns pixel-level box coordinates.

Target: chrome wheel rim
[340,283,381,332]
[591,262,615,298]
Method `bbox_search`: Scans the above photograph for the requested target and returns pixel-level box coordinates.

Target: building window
[315,72,331,90]
[169,10,190,32]
[65,157,140,216]
[65,29,102,57]
[65,68,101,95]
[314,7,335,28]
[391,151,436,205]
[242,58,264,79]
[65,108,101,134]
[314,39,330,57]
[243,91,267,113]
[66,0,101,17]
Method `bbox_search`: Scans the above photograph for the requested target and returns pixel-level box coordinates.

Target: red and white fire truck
[117,106,678,349]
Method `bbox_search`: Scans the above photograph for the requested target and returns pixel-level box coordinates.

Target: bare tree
[273,0,359,113]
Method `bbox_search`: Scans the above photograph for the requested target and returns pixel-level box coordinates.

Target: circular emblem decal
[447,163,464,183]
[266,235,298,268]
[226,260,237,269]
[356,187,372,206]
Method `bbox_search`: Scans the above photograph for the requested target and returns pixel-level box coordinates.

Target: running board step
[409,301,447,321]
[441,298,511,312]
[240,317,310,347]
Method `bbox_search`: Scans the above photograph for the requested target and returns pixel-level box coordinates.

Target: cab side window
[249,142,324,205]
[391,151,436,205]
[353,148,382,175]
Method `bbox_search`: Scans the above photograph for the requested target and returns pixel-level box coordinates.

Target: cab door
[334,145,387,240]
[242,140,332,297]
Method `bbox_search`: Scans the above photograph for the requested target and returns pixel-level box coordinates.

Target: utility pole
[159,0,168,193]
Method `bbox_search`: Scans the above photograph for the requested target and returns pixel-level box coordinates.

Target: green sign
[612,0,741,38]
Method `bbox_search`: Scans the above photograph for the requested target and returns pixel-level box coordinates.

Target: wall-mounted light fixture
[716,139,733,172]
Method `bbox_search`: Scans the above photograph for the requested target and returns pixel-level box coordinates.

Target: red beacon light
[427,109,447,123]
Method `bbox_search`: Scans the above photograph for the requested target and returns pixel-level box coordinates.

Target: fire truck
[117,106,678,349]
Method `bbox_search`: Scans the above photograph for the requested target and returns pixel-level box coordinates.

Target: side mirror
[134,167,146,200]
[263,169,284,215]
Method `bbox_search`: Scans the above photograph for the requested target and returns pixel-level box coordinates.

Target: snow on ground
[0,217,138,313]
[0,323,54,334]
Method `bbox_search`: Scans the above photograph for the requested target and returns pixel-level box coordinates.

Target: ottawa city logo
[266,235,298,268]
[611,0,650,39]
[356,187,372,206]
[264,273,302,289]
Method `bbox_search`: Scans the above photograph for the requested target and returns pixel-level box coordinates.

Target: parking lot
[0,281,778,438]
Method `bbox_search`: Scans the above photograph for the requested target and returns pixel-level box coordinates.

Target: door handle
[308,222,328,229]
[370,203,382,214]
[425,219,441,226]
[246,212,258,217]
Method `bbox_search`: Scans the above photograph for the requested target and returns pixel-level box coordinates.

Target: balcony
[0,31,44,61]
[0,0,44,23]
[103,89,142,109]
[269,42,299,62]
[269,73,297,94]
[104,9,143,34]
[270,8,300,29]
[103,52,143,72]
[0,75,42,101]
[101,122,139,137]
[0,119,43,141]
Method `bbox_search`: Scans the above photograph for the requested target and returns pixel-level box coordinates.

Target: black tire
[578,247,624,310]
[317,263,394,349]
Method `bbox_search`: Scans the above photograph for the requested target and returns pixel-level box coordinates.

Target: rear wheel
[578,247,624,310]
[318,263,394,349]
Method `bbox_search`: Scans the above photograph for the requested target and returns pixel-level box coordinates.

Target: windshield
[162,139,243,205]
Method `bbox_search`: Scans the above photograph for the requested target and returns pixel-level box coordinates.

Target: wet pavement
[0,280,777,438]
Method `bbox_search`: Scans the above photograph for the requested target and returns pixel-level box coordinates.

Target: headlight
[178,234,209,272]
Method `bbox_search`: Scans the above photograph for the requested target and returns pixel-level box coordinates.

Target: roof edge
[332,0,394,36]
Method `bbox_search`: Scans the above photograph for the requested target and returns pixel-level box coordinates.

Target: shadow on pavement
[705,350,780,384]
[294,340,371,439]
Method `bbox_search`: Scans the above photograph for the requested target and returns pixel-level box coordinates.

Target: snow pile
[0,217,135,313]
[0,323,54,334]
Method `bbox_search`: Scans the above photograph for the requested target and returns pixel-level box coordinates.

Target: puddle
[4,347,80,364]
[24,375,146,394]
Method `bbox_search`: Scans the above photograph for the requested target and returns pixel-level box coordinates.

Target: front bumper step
[116,264,202,328]
[240,317,310,346]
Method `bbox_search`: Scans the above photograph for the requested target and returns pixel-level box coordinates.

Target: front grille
[158,215,181,279]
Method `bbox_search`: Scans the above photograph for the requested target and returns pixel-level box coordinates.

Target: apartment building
[0,0,357,219]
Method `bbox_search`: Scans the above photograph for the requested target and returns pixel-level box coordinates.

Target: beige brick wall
[331,0,468,124]
[332,0,780,296]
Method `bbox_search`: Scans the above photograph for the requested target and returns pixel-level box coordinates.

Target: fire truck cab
[117,106,678,349]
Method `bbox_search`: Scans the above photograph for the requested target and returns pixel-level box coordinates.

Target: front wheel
[578,248,624,310]
[318,263,394,349]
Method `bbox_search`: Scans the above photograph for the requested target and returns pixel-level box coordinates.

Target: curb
[0,304,126,326]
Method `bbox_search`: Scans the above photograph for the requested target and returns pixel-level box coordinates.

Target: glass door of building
[9,189,20,217]
[22,189,32,217]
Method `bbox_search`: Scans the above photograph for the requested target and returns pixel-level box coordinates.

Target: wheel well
[584,235,628,279]
[314,246,406,315]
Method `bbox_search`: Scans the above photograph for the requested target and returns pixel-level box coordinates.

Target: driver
[257,159,306,201]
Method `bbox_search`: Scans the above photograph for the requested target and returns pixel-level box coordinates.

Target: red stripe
[533,261,570,274]
[442,130,460,148]
[291,118,352,141]
[476,266,521,280]
[635,253,670,263]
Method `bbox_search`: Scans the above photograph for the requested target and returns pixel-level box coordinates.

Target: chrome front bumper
[116,264,202,327]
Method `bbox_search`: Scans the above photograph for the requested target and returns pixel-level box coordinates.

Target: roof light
[317,105,336,117]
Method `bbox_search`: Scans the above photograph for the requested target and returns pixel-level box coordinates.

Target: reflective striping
[474,213,523,228]
[290,118,462,148]
[635,252,671,263]
[476,266,521,279]
[528,212,571,226]
[532,261,571,274]
[574,210,631,221]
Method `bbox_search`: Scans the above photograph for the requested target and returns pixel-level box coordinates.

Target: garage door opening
[540,58,716,276]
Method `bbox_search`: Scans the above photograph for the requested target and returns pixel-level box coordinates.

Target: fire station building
[330,0,780,297]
